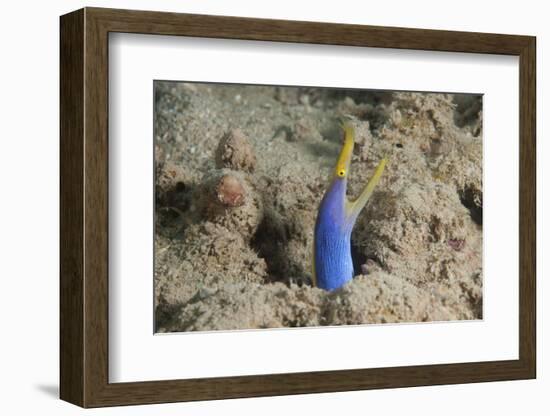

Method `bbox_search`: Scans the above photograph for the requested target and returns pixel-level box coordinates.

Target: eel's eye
[338,169,346,177]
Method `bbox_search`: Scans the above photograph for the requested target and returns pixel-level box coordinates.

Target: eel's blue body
[314,179,355,291]
[313,123,386,291]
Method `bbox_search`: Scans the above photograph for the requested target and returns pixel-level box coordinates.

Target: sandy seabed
[154,82,482,332]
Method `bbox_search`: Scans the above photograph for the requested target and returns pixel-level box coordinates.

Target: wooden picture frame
[60,7,536,408]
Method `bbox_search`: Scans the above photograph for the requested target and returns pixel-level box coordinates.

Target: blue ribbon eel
[313,122,386,291]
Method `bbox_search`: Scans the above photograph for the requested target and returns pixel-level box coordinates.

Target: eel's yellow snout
[334,122,355,179]
[333,122,387,217]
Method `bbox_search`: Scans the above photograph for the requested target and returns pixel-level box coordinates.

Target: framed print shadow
[60,7,536,408]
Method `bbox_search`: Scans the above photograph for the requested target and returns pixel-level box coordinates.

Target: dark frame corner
[60,7,536,408]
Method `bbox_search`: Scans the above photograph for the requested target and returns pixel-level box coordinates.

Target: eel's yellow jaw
[347,157,386,219]
[334,122,355,179]
[333,122,387,219]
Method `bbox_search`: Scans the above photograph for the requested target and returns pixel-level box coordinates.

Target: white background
[110,34,519,382]
[0,0,546,414]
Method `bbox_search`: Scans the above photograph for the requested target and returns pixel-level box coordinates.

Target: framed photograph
[60,7,536,408]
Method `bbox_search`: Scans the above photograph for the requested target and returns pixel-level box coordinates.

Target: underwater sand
[154,82,482,332]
